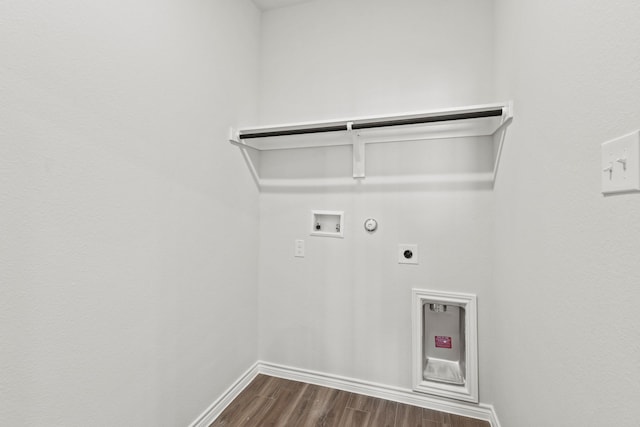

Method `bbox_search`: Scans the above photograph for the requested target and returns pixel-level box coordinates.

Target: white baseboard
[188,362,260,427]
[259,361,500,426]
[188,360,501,427]
[491,409,502,427]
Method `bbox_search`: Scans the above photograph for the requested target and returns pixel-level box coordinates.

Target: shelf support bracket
[349,122,365,179]
[228,127,261,189]
[228,127,240,144]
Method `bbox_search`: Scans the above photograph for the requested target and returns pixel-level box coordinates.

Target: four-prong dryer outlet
[398,244,418,264]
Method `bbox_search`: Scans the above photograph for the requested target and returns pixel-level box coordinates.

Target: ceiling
[252,0,315,11]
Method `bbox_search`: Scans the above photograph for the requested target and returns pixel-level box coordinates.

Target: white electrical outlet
[398,244,418,264]
[601,130,640,194]
[294,239,305,258]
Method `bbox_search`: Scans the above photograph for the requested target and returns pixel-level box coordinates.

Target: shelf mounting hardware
[348,121,365,179]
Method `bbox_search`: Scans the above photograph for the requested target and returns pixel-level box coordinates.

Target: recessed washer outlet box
[311,210,344,238]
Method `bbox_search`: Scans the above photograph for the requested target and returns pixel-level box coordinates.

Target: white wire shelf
[228,102,513,184]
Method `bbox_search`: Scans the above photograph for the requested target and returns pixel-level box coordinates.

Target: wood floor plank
[210,395,275,426]
[285,384,332,426]
[449,413,489,427]
[346,393,379,412]
[440,412,452,425]
[314,389,351,427]
[286,396,315,426]
[423,408,445,422]
[337,408,371,426]
[209,391,247,427]
[266,383,348,427]
[240,373,270,397]
[283,385,320,426]
[369,398,397,427]
[253,375,284,399]
[395,402,425,427]
[248,379,306,426]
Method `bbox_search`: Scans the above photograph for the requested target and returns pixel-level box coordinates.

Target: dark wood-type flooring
[210,374,489,427]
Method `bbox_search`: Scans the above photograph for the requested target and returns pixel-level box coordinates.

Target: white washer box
[310,210,344,238]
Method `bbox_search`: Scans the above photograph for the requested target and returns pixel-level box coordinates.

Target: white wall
[490,1,640,426]
[257,0,497,393]
[259,0,495,123]
[0,1,260,425]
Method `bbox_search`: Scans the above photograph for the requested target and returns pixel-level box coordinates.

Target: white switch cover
[295,239,305,258]
[398,244,418,264]
[601,130,640,194]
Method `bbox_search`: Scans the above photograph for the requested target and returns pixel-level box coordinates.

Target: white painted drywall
[0,1,260,425]
[258,0,496,123]
[252,0,315,11]
[490,1,640,426]
[257,0,497,394]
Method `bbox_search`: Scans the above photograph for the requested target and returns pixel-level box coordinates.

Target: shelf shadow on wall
[246,136,495,193]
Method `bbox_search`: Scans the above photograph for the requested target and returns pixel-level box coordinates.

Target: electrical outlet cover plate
[601,130,640,194]
[294,239,305,258]
[399,244,418,264]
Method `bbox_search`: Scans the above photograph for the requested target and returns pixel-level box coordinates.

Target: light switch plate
[294,239,305,258]
[398,244,418,264]
[601,130,640,194]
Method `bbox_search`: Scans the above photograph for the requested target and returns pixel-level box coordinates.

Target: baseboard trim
[188,362,260,427]
[258,361,501,427]
[490,409,502,427]
[188,360,501,427]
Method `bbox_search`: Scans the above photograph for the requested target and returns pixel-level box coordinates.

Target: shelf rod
[238,108,504,140]
[240,124,347,139]
[353,109,503,130]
